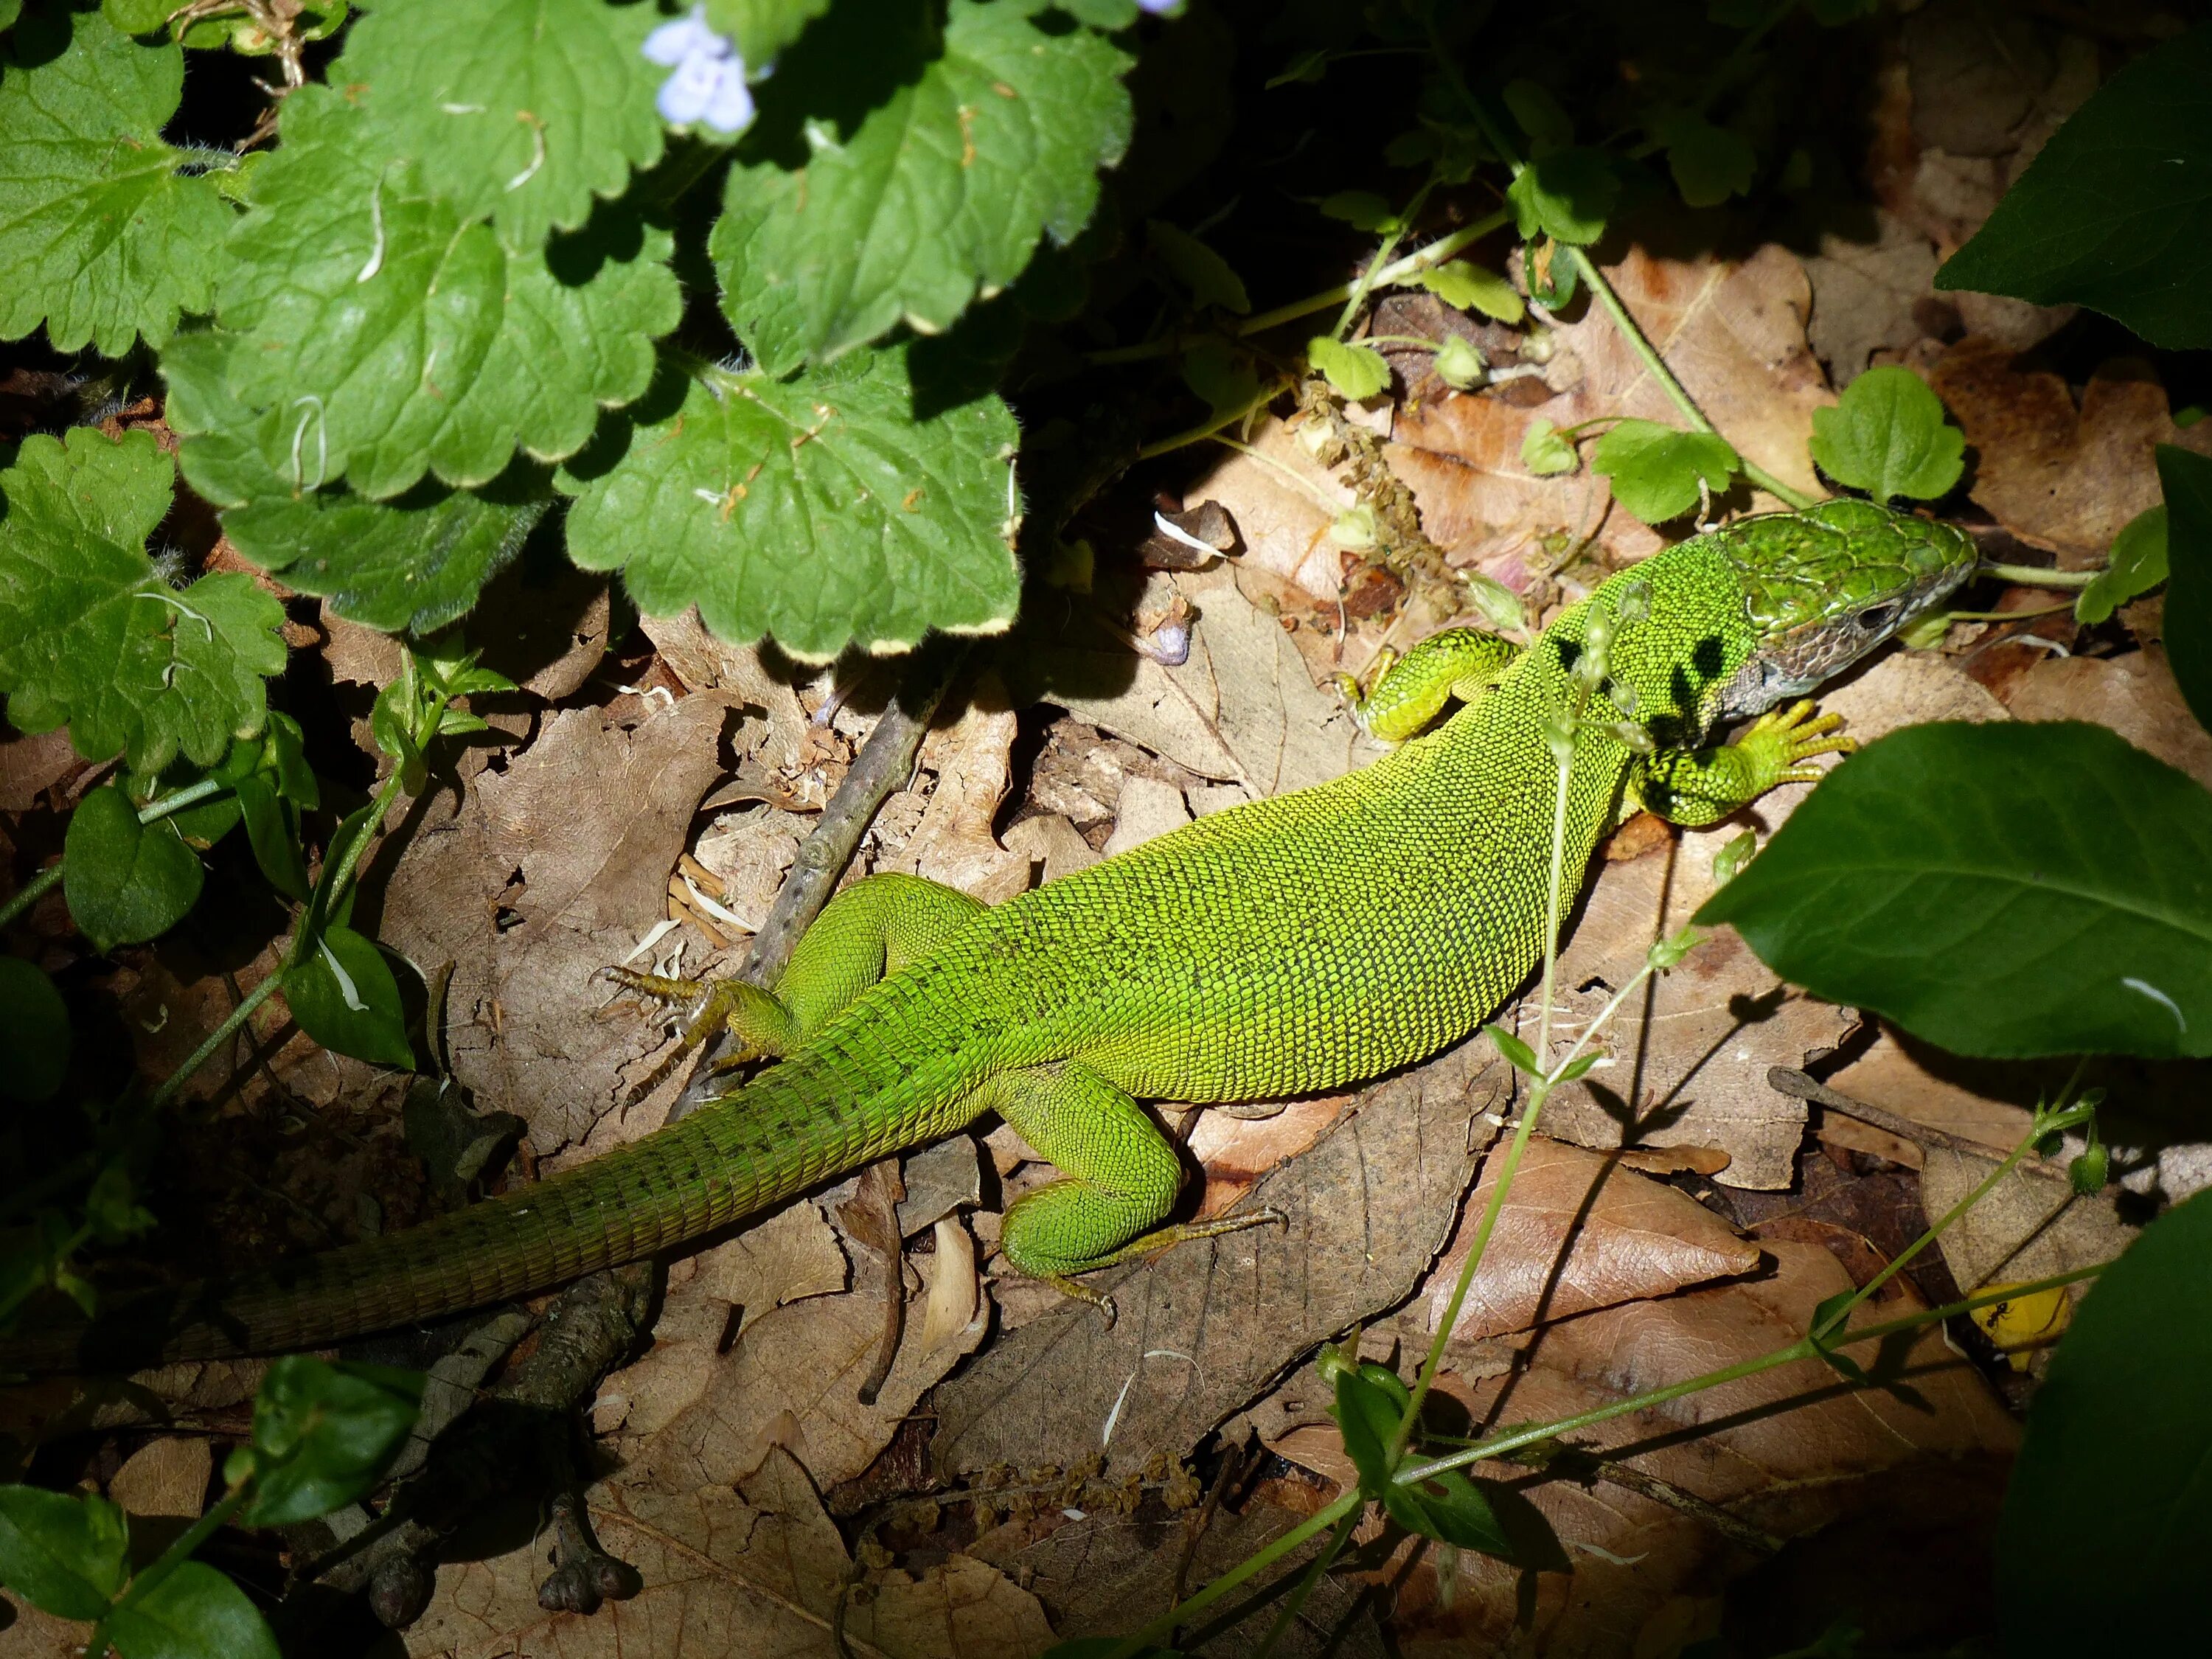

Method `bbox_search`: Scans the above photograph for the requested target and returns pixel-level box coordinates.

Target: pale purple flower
[1135,0,1183,13]
[644,6,756,136]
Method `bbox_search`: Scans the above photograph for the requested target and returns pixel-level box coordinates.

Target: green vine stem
[1979,563,2098,590]
[0,776,229,934]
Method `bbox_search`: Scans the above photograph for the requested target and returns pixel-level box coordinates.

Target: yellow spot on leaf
[1970,1282,2071,1371]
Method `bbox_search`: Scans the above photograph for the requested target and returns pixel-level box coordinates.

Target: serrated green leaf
[107,1559,281,1659]
[1505,149,1616,246]
[703,0,835,66]
[1655,113,1757,209]
[243,1356,423,1525]
[286,925,415,1069]
[1521,417,1578,476]
[1695,722,2212,1058]
[0,429,285,772]
[218,87,680,499]
[0,958,71,1103]
[713,0,1133,372]
[1411,260,1523,323]
[1307,337,1389,401]
[1999,1189,2212,1657]
[1935,24,2212,349]
[63,784,204,953]
[565,347,1020,661]
[1590,420,1739,524]
[2156,445,2212,734]
[1318,190,1397,232]
[164,330,552,634]
[338,0,667,251]
[0,8,232,355]
[2076,505,2166,626]
[1148,220,1250,313]
[0,1486,128,1621]
[1806,365,1963,505]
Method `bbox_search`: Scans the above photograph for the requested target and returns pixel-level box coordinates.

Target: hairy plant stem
[0,776,232,933]
[1979,563,2098,590]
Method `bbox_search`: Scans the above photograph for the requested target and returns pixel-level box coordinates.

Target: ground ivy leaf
[1505,148,1617,246]
[563,347,1020,661]
[338,0,667,251]
[218,86,681,500]
[2157,445,2212,734]
[1935,24,2212,349]
[713,0,1133,372]
[0,8,232,355]
[1696,721,2212,1059]
[704,0,835,66]
[0,429,285,772]
[164,330,551,634]
[1590,419,1739,523]
[1307,337,1390,401]
[1807,364,1964,504]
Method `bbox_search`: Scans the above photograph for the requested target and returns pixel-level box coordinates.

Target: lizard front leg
[608,872,987,1067]
[1630,699,1855,827]
[1335,626,1522,742]
[983,1061,1283,1324]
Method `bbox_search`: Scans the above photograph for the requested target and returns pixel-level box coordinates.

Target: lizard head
[1708,499,1976,720]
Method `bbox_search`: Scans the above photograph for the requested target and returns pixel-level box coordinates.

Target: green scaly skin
[7,501,1974,1371]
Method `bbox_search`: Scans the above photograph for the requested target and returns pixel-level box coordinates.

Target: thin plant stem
[1135,378,1290,460]
[1330,179,1436,342]
[1397,1262,2106,1488]
[1103,1489,1361,1659]
[147,970,283,1109]
[0,777,234,933]
[85,1483,252,1659]
[1249,1504,1363,1659]
[1980,563,2097,590]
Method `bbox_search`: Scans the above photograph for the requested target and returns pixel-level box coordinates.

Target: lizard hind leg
[607,873,989,1086]
[1333,626,1523,742]
[987,1062,1285,1326]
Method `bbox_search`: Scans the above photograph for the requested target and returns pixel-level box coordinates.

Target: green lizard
[7,499,1974,1371]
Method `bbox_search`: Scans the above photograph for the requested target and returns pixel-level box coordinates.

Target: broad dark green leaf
[2156,445,2212,733]
[0,957,71,1103]
[284,926,415,1071]
[1998,1189,2212,1655]
[63,785,204,953]
[242,1356,423,1526]
[1935,24,2212,348]
[0,1485,128,1621]
[1697,722,2212,1058]
[107,1560,280,1659]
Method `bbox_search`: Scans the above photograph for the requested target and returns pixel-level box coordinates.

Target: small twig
[1766,1067,2070,1181]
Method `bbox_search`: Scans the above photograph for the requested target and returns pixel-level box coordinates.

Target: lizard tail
[1,1052,890,1373]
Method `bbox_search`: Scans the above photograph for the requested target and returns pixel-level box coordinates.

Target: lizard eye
[1855,602,1896,633]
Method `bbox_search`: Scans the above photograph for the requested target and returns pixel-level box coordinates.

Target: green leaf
[1178,339,1259,415]
[162,330,552,635]
[1307,337,1390,401]
[1806,366,1964,505]
[1484,1022,1540,1077]
[1502,80,1573,150]
[1695,722,2212,1059]
[1655,113,1757,209]
[335,0,666,251]
[1998,1190,2212,1655]
[1148,220,1251,314]
[712,0,1133,372]
[285,926,415,1071]
[703,0,835,66]
[0,428,286,772]
[1411,260,1524,324]
[63,785,204,953]
[218,87,681,500]
[1318,191,1397,233]
[1505,149,1617,246]
[1521,417,1578,476]
[242,1356,424,1526]
[564,348,1020,661]
[234,774,310,902]
[1935,24,2212,349]
[2155,445,2212,734]
[1331,1367,1401,1497]
[2075,505,2166,626]
[0,1486,128,1621]
[1590,420,1739,524]
[107,1559,281,1659]
[0,958,71,1104]
[0,8,232,355]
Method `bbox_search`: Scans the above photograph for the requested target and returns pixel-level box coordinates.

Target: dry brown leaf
[880,674,1029,902]
[107,1436,211,1519]
[1002,813,1098,883]
[641,611,812,776]
[1420,1137,1761,1340]
[1801,209,1941,386]
[931,1040,1506,1480]
[406,1450,1054,1659]
[1928,341,2212,566]
[1099,775,1190,856]
[2004,650,2212,790]
[372,693,741,1154]
[0,724,78,811]
[1391,1238,2017,1656]
[474,560,613,701]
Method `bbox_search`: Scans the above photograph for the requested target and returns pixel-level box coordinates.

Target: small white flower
[644,5,757,136]
[699,62,755,133]
[644,5,720,67]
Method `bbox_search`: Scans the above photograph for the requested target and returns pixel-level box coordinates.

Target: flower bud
[1433,334,1486,390]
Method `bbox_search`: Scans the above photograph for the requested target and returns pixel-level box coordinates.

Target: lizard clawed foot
[1043,1274,1119,1329]
[1740,699,1857,787]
